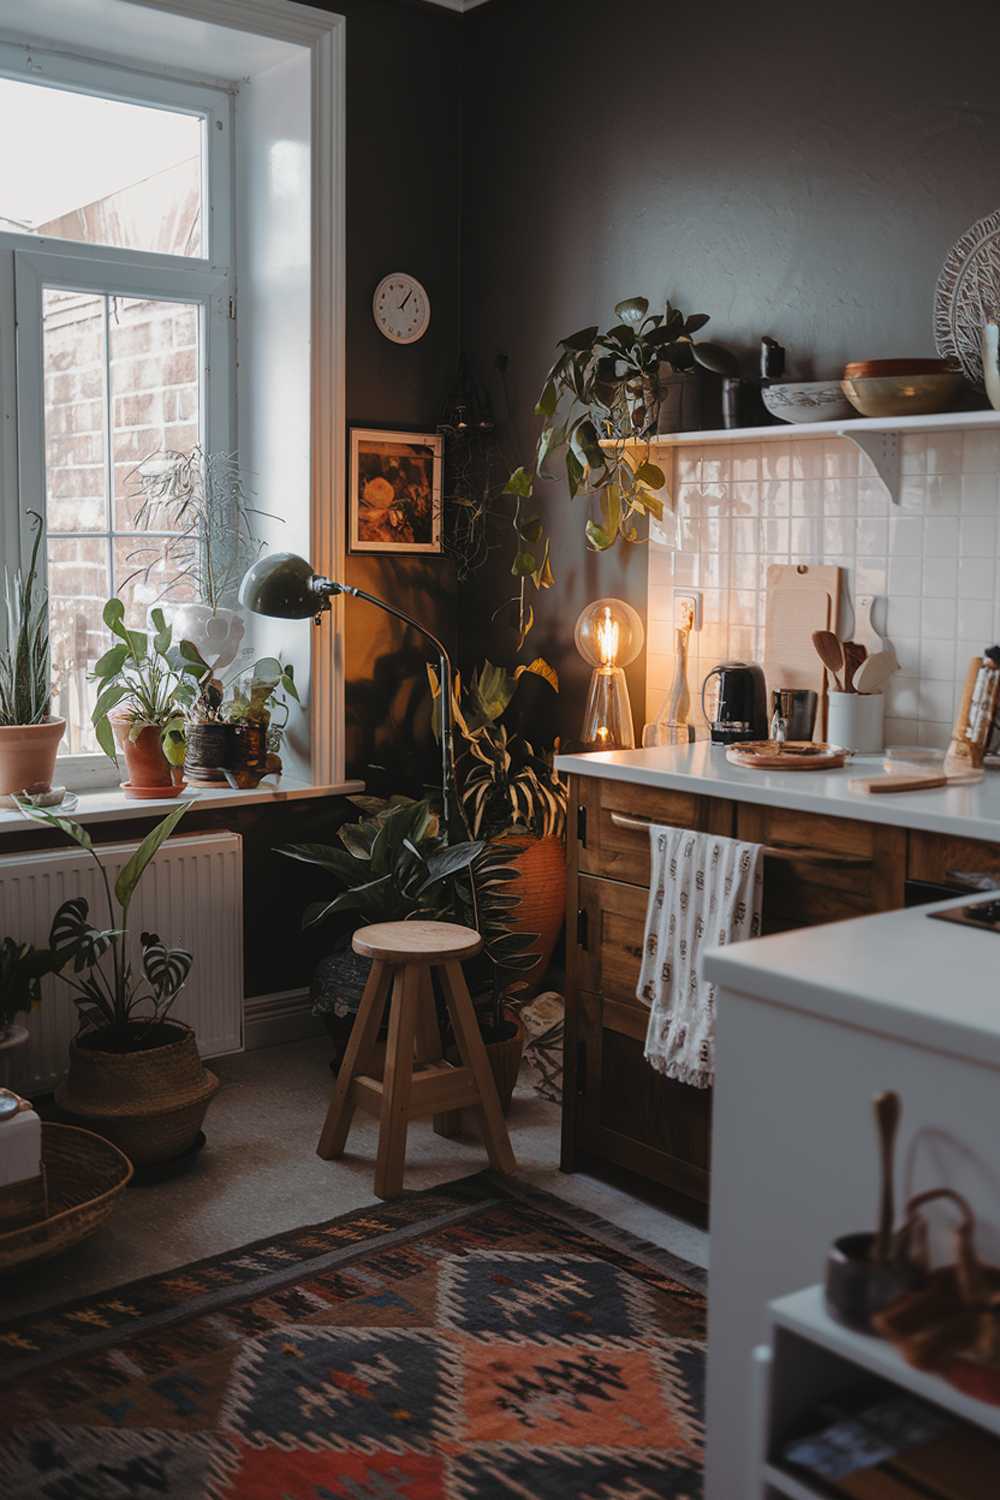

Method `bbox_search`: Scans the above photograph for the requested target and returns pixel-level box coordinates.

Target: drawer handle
[609,812,869,866]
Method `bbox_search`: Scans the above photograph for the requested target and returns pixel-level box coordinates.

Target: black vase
[184,723,232,784]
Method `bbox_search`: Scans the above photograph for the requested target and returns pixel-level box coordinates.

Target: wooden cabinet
[561,773,930,1206]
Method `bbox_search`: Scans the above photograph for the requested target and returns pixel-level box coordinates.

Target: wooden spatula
[812,630,844,691]
[849,768,984,794]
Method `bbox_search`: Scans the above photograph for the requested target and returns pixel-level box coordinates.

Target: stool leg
[374,963,420,1199]
[317,959,391,1160]
[438,960,516,1177]
[414,968,461,1139]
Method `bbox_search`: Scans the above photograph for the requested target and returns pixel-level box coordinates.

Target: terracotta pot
[110,713,177,792]
[497,832,567,993]
[56,1020,219,1167]
[0,718,65,797]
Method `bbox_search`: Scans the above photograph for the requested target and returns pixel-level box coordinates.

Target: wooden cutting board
[763,564,843,736]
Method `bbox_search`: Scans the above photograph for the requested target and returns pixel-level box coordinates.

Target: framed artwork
[349,426,443,554]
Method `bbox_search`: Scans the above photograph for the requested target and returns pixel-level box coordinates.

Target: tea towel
[637,826,763,1087]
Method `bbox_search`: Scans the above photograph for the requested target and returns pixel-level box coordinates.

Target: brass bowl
[841,370,965,418]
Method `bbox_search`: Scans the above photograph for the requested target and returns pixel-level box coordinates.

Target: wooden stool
[317,920,517,1199]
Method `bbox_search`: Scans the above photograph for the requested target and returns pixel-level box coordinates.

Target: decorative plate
[934,206,1000,387]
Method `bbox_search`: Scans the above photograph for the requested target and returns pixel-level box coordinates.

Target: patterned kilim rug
[0,1174,706,1499]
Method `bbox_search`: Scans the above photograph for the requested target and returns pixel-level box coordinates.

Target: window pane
[0,78,202,257]
[47,538,110,757]
[42,289,108,533]
[39,286,205,762]
[110,297,202,529]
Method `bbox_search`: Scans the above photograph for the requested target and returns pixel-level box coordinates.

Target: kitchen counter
[701,891,1000,1500]
[555,741,1000,842]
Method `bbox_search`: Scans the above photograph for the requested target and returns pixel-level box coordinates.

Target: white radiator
[0,831,244,1095]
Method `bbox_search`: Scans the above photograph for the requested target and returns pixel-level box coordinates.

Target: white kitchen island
[701,895,1000,1500]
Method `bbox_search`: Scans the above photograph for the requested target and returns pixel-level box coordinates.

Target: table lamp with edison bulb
[574,597,644,750]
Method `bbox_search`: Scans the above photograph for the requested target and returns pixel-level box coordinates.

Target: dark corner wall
[459,0,1000,737]
[310,0,464,794]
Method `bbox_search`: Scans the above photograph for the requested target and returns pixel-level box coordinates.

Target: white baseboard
[244,989,324,1051]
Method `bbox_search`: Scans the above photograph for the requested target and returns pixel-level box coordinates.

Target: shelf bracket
[839,429,901,506]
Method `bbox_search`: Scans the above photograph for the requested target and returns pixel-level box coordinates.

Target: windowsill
[0,776,365,836]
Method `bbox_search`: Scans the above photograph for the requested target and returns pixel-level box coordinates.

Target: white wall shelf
[604,408,1000,506]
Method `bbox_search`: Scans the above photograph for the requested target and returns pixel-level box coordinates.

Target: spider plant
[122,447,272,610]
[17,800,193,1044]
[90,599,197,763]
[0,511,50,726]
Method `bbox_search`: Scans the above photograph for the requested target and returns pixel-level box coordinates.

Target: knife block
[946,655,1000,772]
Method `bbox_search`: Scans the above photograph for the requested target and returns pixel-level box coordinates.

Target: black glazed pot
[184,722,233,784]
[824,1232,923,1332]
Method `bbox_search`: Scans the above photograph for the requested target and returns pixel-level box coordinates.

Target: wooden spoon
[853,651,896,695]
[842,641,868,693]
[812,630,844,692]
[873,1091,901,1263]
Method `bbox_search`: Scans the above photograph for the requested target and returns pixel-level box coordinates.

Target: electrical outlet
[675,592,701,631]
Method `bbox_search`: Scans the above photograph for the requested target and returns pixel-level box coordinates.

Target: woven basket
[0,1123,132,1274]
[56,1022,219,1167]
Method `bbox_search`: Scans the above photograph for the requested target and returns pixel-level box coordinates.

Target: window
[0,42,233,785]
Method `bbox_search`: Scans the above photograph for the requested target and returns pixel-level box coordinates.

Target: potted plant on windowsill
[279,795,538,1111]
[0,511,65,799]
[90,599,197,797]
[180,648,298,787]
[17,799,218,1166]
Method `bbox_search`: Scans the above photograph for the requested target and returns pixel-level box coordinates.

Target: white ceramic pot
[982,323,1000,413]
[827,691,884,754]
[157,603,246,671]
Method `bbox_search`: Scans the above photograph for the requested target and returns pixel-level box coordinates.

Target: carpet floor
[0,1172,706,1499]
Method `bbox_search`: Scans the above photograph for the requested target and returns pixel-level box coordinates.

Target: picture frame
[348,426,443,554]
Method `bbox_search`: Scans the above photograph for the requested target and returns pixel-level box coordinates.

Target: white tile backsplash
[645,432,1000,742]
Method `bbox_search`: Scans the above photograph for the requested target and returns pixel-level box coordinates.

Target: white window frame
[0,39,235,789]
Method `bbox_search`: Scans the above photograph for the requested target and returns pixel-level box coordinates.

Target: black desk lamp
[239,553,458,830]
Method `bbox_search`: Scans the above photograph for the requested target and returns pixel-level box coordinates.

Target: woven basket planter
[484,1014,526,1113]
[0,1123,132,1274]
[56,1022,219,1168]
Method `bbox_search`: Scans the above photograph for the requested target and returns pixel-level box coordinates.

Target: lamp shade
[239,553,328,619]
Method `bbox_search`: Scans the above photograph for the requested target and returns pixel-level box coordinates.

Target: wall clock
[373,272,431,345]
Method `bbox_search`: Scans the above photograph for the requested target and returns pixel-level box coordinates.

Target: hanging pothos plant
[506,296,736,570]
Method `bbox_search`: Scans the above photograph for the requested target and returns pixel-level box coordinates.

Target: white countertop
[0,776,364,835]
[703,893,1000,1070]
[555,742,1000,842]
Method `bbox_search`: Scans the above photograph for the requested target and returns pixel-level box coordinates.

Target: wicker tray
[0,1122,133,1274]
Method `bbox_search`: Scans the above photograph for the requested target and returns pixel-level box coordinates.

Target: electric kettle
[701,662,768,745]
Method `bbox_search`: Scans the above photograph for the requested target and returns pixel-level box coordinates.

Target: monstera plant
[508,295,737,557]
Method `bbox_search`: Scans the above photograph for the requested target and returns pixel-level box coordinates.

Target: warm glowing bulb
[596,606,620,668]
[596,724,610,743]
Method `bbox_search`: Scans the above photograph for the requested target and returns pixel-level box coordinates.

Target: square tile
[958,555,995,599]
[823,478,858,515]
[922,554,958,597]
[925,432,964,474]
[790,479,824,516]
[900,434,927,475]
[960,473,999,514]
[957,597,993,641]
[760,518,790,554]
[760,481,791,517]
[886,677,920,717]
[888,556,923,595]
[919,679,956,721]
[960,514,996,555]
[729,480,760,517]
[732,518,759,553]
[923,515,960,555]
[919,597,957,639]
[962,429,1000,472]
[887,596,923,635]
[890,636,920,674]
[822,517,851,554]
[919,638,956,680]
[889,516,924,555]
[857,517,889,556]
[925,475,961,515]
[854,559,888,595]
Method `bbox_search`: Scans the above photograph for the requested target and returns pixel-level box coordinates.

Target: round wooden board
[726,740,848,771]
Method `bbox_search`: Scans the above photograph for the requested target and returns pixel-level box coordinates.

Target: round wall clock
[372,272,431,345]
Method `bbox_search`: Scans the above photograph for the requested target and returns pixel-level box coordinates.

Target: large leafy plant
[510,295,736,554]
[279,795,537,979]
[0,936,61,1032]
[0,510,50,727]
[18,800,193,1042]
[90,599,198,764]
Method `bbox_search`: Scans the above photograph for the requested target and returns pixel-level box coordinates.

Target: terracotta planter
[110,713,183,796]
[56,1020,219,1167]
[0,718,65,797]
[497,832,567,993]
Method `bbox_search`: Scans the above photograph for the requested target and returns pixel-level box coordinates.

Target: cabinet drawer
[574,776,735,887]
[737,804,906,931]
[575,874,648,1005]
[909,831,1000,889]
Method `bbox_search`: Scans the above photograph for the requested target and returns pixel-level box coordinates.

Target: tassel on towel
[637,826,763,1088]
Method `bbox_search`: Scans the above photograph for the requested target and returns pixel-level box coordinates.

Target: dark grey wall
[308,0,463,793]
[459,0,1000,734]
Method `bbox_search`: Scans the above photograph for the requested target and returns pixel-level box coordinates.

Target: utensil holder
[828,691,884,753]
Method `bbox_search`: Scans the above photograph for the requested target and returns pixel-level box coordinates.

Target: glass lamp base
[581,667,635,750]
